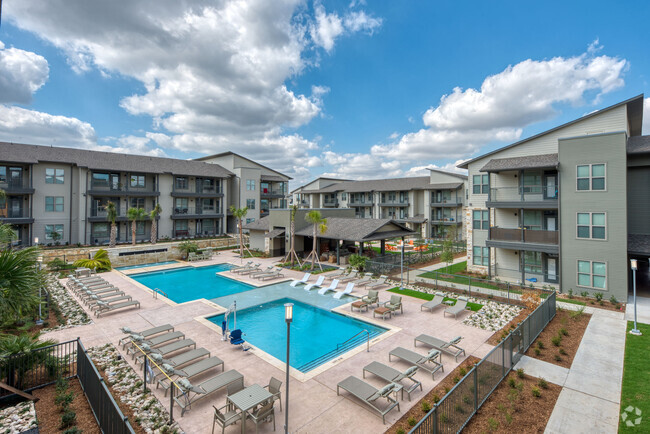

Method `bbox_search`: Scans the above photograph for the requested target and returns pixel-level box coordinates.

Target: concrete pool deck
[47,251,494,433]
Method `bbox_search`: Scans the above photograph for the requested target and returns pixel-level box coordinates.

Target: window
[174,220,188,235]
[472,210,488,230]
[522,173,541,193]
[246,199,255,209]
[472,246,489,266]
[202,219,215,234]
[45,196,64,212]
[523,251,542,274]
[130,175,145,188]
[92,173,109,187]
[93,223,109,238]
[136,221,146,235]
[45,224,63,240]
[523,211,542,230]
[577,260,606,289]
[472,174,489,194]
[246,179,255,191]
[0,167,6,183]
[246,218,255,224]
[577,164,606,191]
[46,168,64,184]
[130,198,145,209]
[577,212,605,239]
[174,198,188,213]
[175,177,188,189]
[202,198,215,211]
[341,193,347,200]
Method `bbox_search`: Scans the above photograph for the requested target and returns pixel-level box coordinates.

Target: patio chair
[88,294,133,310]
[366,276,389,290]
[126,331,185,357]
[289,273,311,287]
[383,295,403,315]
[247,400,276,433]
[237,264,262,275]
[264,377,283,411]
[333,282,355,299]
[158,356,225,396]
[188,252,198,262]
[83,291,128,305]
[95,299,141,317]
[229,261,253,272]
[444,296,469,318]
[362,362,422,401]
[323,268,346,280]
[338,270,359,283]
[119,324,174,349]
[135,339,197,365]
[362,290,380,306]
[249,266,274,278]
[420,292,446,312]
[257,268,285,281]
[212,403,241,434]
[304,276,325,291]
[317,279,340,295]
[149,348,210,375]
[173,370,244,416]
[414,334,466,362]
[336,376,400,424]
[388,347,444,380]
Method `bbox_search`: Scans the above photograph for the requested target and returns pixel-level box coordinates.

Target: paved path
[626,294,650,325]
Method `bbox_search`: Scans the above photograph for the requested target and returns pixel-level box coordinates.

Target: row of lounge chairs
[66,274,140,317]
[421,292,470,319]
[228,262,285,281]
[187,251,216,261]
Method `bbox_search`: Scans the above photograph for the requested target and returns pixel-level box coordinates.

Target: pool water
[116,261,179,270]
[209,298,387,372]
[129,264,254,303]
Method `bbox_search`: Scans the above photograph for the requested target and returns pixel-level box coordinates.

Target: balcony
[431,217,461,225]
[88,183,160,197]
[171,207,223,219]
[172,182,223,197]
[487,186,558,209]
[487,227,559,254]
[0,207,34,224]
[378,201,409,207]
[260,187,285,198]
[323,199,339,207]
[0,179,34,195]
[431,199,461,207]
[88,205,158,222]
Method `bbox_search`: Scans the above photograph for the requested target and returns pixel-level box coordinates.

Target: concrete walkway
[513,308,627,433]
[626,294,650,325]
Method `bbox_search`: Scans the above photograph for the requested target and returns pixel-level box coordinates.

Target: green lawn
[387,287,483,311]
[620,322,650,433]
[417,262,505,292]
[418,261,467,277]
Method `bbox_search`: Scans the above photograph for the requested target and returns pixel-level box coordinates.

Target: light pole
[284,303,293,434]
[630,259,642,336]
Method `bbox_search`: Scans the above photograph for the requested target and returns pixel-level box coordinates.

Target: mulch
[557,295,625,312]
[462,372,562,433]
[32,377,101,434]
[524,309,591,368]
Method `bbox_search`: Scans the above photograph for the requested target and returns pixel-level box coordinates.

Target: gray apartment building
[291,170,468,240]
[0,142,234,246]
[460,94,647,301]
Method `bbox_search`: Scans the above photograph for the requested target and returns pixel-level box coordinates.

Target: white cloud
[644,98,650,135]
[310,3,382,52]
[343,11,382,34]
[0,41,49,104]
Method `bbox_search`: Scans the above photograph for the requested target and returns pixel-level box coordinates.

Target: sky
[1,0,650,188]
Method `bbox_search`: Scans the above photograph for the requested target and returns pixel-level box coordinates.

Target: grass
[388,287,483,311]
[619,322,650,433]
[371,246,442,255]
[419,261,468,276]
[555,297,586,306]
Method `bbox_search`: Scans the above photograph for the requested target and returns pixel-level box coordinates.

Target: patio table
[227,383,273,434]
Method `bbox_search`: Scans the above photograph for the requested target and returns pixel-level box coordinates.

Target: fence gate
[511,329,524,365]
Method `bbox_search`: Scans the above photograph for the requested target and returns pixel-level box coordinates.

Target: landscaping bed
[557,292,625,312]
[387,356,480,434]
[462,369,562,433]
[525,308,591,368]
[620,322,650,433]
[0,401,38,433]
[486,309,530,346]
[44,276,92,332]
[33,377,101,434]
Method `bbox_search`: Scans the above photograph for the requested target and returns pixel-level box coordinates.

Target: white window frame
[576,259,607,290]
[246,199,255,210]
[576,163,606,192]
[576,212,607,240]
[246,179,256,191]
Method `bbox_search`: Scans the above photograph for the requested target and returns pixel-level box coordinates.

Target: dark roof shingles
[479,153,558,172]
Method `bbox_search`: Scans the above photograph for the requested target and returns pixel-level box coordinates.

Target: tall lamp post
[284,303,293,434]
[630,259,642,336]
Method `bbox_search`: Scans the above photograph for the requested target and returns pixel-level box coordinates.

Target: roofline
[457,94,645,169]
[426,168,468,179]
[194,151,292,180]
[289,176,353,194]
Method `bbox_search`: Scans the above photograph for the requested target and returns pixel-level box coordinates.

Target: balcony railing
[431,199,461,206]
[89,183,158,194]
[489,227,558,244]
[172,207,222,216]
[173,183,223,194]
[260,188,285,196]
[0,208,29,218]
[379,201,409,206]
[90,205,125,218]
[0,178,31,191]
[323,199,339,207]
[488,186,558,203]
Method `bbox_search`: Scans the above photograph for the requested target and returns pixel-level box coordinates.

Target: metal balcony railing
[0,208,29,218]
[489,186,558,203]
[172,206,222,216]
[489,227,558,244]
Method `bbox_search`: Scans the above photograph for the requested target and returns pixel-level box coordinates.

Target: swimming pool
[116,261,179,271]
[209,298,387,372]
[129,264,254,303]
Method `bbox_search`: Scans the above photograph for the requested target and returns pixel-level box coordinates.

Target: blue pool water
[209,298,387,372]
[129,264,254,303]
[116,261,179,271]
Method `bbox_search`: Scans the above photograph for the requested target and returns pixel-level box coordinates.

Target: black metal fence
[0,339,134,434]
[410,291,556,434]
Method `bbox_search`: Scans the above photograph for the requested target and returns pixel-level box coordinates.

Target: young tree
[283,205,301,267]
[440,226,457,273]
[149,203,162,244]
[127,207,147,246]
[229,205,248,262]
[304,210,328,271]
[105,201,118,248]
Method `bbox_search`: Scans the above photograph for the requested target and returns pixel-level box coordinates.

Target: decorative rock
[0,401,37,434]
[43,275,93,332]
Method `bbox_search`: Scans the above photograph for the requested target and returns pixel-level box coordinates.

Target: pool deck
[47,251,494,433]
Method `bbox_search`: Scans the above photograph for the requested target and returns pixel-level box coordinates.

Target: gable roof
[290,177,352,194]
[312,176,463,193]
[194,151,292,179]
[426,168,468,179]
[0,142,234,178]
[458,94,645,169]
[242,216,270,231]
[295,217,414,242]
[627,135,650,155]
[480,153,559,173]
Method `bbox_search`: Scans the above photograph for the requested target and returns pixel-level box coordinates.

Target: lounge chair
[149,348,210,375]
[126,331,185,357]
[414,334,466,362]
[337,376,400,424]
[174,369,244,416]
[338,270,359,283]
[88,294,133,310]
[248,266,274,278]
[236,264,261,275]
[289,273,311,287]
[363,362,422,401]
[366,276,389,290]
[444,296,469,318]
[317,279,339,295]
[304,276,325,291]
[388,347,444,380]
[83,291,128,305]
[383,295,403,315]
[229,261,252,272]
[353,274,373,288]
[95,299,141,317]
[256,268,284,281]
[79,286,119,298]
[119,324,174,349]
[333,282,354,299]
[421,292,446,312]
[158,356,225,396]
[323,268,346,280]
[135,339,197,365]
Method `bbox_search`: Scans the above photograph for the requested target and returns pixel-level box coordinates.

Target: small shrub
[432,394,440,404]
[538,378,549,389]
[462,395,472,405]
[554,355,562,362]
[570,306,585,318]
[454,403,465,414]
[551,335,562,346]
[55,392,74,410]
[516,368,525,379]
[505,411,513,425]
[508,378,517,388]
[610,295,618,304]
[594,292,603,302]
[444,386,450,394]
[56,377,69,394]
[452,376,460,384]
[396,429,405,434]
[537,341,545,349]
[531,386,541,397]
[488,417,499,431]
[581,291,589,298]
[63,428,82,434]
[408,417,417,426]
[60,410,76,429]
[534,348,541,356]
[559,327,568,336]
[559,348,567,356]
[459,367,467,376]
[516,381,524,392]
[568,288,573,299]
[421,401,431,412]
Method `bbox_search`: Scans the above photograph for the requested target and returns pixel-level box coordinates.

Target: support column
[521,249,525,284]
[380,239,385,255]
[336,240,340,265]
[359,242,364,255]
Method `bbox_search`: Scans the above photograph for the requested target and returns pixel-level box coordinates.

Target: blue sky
[1,0,649,187]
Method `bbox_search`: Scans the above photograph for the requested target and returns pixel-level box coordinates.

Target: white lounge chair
[289,273,311,287]
[333,282,354,299]
[304,276,325,291]
[318,279,340,295]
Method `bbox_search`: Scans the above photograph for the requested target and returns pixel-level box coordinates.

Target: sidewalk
[626,294,650,325]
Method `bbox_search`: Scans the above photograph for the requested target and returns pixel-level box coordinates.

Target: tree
[149,203,162,244]
[440,227,457,273]
[127,207,147,246]
[0,222,16,250]
[349,254,368,272]
[283,205,301,267]
[177,241,198,259]
[0,247,43,326]
[73,249,111,271]
[229,205,249,263]
[304,210,328,271]
[0,334,57,389]
[105,201,118,248]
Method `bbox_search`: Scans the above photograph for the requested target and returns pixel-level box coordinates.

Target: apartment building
[459,94,646,301]
[291,170,468,239]
[0,142,233,246]
[195,152,291,231]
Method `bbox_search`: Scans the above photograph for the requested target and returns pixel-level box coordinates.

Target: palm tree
[305,210,328,271]
[149,203,162,244]
[105,201,118,248]
[0,247,43,326]
[73,249,111,271]
[0,222,16,249]
[126,207,147,246]
[0,333,57,389]
[229,205,248,263]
